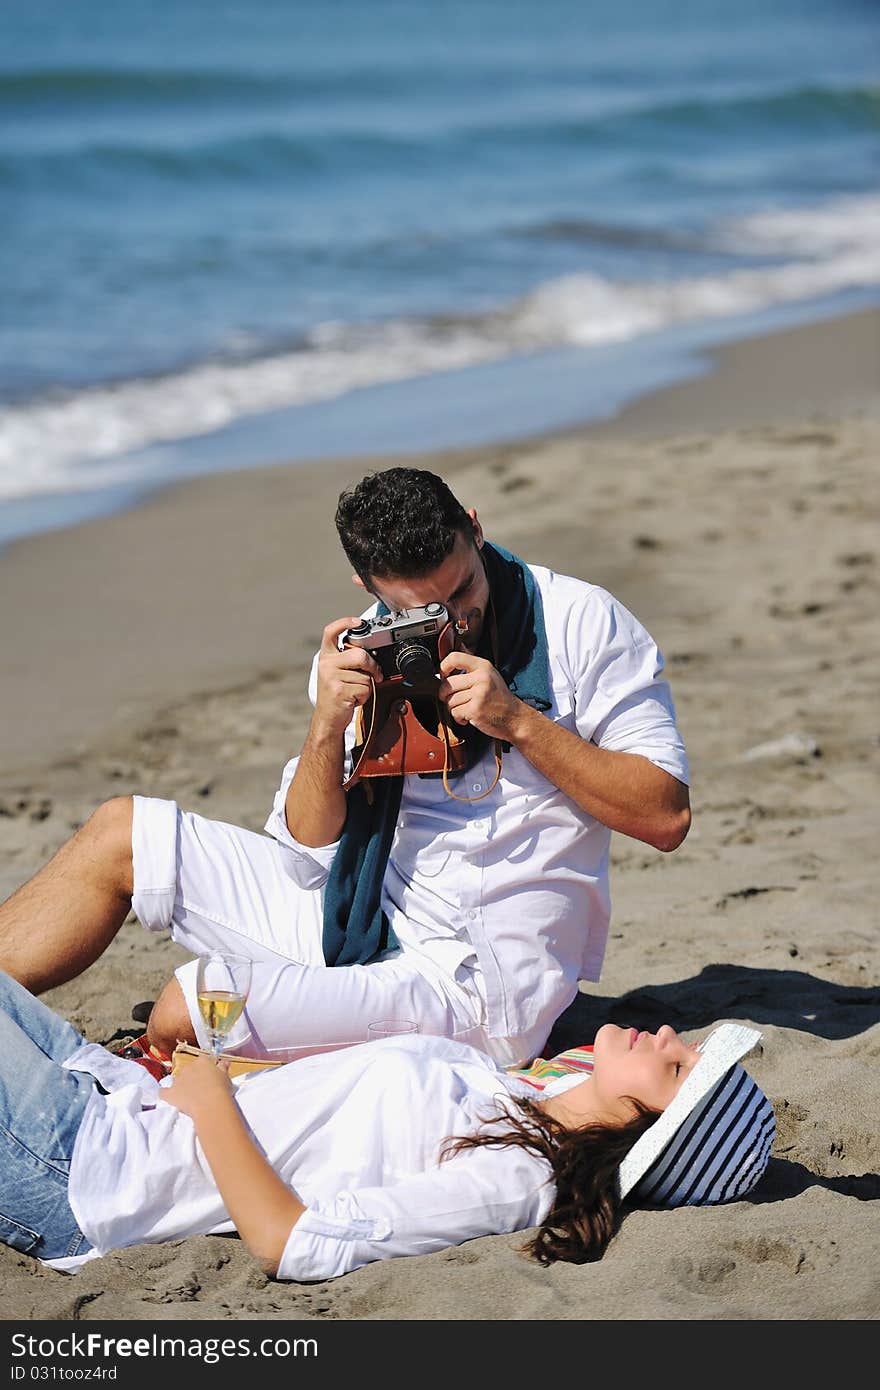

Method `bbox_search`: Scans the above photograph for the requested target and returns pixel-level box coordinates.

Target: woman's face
[591,1023,702,1120]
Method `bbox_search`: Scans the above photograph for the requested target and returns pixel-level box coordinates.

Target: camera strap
[440,720,503,801]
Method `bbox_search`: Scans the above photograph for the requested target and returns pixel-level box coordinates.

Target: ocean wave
[1,194,878,501]
[716,195,880,258]
[0,63,442,107]
[409,83,880,146]
[4,80,876,177]
[614,83,880,132]
[0,66,282,104]
[0,126,428,188]
[510,217,709,252]
[5,63,875,118]
[0,59,548,111]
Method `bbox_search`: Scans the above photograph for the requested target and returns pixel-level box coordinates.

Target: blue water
[1,0,878,542]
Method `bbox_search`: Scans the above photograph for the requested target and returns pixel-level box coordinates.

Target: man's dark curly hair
[335,467,473,585]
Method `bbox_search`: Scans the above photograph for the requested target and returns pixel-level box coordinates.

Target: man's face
[365,517,490,655]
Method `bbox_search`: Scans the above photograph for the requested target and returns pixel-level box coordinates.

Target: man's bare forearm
[438,650,690,851]
[504,702,691,851]
[285,721,349,848]
[285,616,384,847]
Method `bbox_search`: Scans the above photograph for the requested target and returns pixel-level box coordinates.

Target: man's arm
[284,616,384,848]
[498,700,689,850]
[438,651,690,852]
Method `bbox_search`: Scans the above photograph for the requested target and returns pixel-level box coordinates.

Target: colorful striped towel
[506,1044,594,1091]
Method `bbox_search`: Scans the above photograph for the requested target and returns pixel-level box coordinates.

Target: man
[0,468,690,1067]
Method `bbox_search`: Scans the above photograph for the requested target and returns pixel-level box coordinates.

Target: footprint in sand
[669,1252,738,1293]
[730,1235,827,1276]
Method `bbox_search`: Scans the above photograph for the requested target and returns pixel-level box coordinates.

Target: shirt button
[472,782,482,792]
[467,910,477,920]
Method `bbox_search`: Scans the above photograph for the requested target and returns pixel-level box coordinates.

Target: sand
[0,307,878,1322]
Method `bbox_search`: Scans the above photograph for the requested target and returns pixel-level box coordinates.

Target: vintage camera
[341,602,468,781]
[343,602,452,687]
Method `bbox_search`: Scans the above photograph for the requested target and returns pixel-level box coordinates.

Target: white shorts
[130,796,489,1060]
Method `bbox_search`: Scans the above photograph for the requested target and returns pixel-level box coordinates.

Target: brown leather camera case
[343,616,469,783]
[349,679,468,781]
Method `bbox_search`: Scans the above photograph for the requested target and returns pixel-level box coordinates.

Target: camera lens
[395,639,434,685]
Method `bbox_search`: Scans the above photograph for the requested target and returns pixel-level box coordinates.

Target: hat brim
[618,1022,763,1200]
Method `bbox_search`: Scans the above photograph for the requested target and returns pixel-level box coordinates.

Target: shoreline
[1,304,877,778]
[2,292,878,558]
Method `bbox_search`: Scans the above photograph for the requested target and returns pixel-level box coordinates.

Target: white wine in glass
[195,952,252,1056]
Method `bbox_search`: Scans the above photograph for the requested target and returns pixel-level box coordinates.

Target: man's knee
[81,797,134,897]
[147,977,195,1055]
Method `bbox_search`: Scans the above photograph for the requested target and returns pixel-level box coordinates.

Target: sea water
[1,0,878,543]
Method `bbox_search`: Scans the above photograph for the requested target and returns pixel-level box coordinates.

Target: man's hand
[159,1053,235,1119]
[438,651,523,739]
[285,615,375,847]
[313,616,384,738]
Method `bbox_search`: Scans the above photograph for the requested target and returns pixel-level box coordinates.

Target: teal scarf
[321,542,551,967]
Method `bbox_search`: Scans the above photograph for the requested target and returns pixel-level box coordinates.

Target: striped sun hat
[618,1023,775,1207]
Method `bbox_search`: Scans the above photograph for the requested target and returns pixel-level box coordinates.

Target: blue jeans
[0,970,95,1260]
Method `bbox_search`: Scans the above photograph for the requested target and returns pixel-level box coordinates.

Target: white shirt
[265,564,689,1064]
[58,1035,552,1281]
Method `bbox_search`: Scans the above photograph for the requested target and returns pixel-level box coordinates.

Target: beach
[1,306,878,1321]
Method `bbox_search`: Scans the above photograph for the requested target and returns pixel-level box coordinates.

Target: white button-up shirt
[265,564,689,1064]
[59,1035,552,1281]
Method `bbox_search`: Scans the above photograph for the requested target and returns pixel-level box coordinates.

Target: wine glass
[195,952,252,1056]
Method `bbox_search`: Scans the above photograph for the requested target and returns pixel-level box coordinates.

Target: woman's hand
[159,1054,235,1118]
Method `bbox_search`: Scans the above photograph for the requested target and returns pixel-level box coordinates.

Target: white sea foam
[1,194,878,503]
[717,193,880,258]
[502,194,880,346]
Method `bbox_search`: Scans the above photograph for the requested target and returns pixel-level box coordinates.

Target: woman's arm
[160,1056,305,1275]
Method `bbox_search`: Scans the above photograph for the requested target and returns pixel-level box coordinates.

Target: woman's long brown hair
[441,1097,658,1264]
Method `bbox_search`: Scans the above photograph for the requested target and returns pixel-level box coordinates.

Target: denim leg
[0,968,86,1062]
[0,981,95,1260]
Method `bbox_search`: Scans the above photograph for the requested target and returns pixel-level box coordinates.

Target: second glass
[366,1021,419,1041]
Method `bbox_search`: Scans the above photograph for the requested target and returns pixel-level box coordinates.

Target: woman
[0,970,774,1281]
